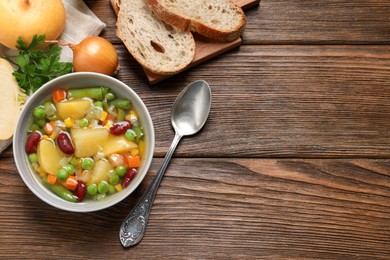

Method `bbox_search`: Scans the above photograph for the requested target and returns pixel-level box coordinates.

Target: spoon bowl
[120,80,211,247]
[172,80,212,136]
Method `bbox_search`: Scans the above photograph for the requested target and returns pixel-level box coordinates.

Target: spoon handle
[119,132,182,247]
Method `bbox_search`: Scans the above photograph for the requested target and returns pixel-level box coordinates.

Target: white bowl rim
[13,72,155,212]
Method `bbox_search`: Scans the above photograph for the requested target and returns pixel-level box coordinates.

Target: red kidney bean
[110,121,131,135]
[25,132,42,154]
[57,132,75,154]
[122,168,137,188]
[75,181,86,202]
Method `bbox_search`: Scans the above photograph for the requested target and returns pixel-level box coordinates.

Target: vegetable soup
[25,86,145,203]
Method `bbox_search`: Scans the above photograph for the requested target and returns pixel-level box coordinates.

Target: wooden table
[1,0,389,259]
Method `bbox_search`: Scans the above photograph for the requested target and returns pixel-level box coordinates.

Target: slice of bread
[116,0,195,75]
[144,0,246,42]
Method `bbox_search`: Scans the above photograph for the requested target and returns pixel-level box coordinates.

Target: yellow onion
[52,36,119,75]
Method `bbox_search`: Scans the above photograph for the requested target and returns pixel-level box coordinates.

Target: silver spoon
[119,80,212,247]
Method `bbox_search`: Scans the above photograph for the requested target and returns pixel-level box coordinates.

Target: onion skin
[71,36,119,76]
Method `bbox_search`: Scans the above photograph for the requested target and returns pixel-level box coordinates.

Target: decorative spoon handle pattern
[120,133,182,247]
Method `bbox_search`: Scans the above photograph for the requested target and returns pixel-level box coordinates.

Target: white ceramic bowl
[13,72,154,212]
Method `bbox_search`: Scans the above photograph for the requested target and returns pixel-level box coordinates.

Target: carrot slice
[65,176,78,190]
[47,174,57,185]
[127,155,140,168]
[53,88,67,103]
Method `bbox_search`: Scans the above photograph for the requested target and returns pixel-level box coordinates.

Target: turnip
[0,0,66,49]
[0,58,26,140]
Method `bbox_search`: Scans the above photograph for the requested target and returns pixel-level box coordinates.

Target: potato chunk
[102,135,138,156]
[88,159,113,185]
[71,127,109,157]
[56,99,91,120]
[37,139,69,174]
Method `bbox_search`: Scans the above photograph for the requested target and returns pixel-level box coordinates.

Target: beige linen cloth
[0,0,106,154]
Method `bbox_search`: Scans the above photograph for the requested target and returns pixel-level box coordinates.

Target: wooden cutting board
[111,0,261,84]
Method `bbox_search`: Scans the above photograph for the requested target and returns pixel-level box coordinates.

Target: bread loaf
[144,0,246,41]
[116,0,195,75]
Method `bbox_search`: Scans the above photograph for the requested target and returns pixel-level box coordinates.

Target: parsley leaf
[10,34,72,94]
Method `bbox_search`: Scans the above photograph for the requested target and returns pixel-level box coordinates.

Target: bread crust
[144,0,190,31]
[144,0,246,42]
[116,0,195,75]
[111,0,120,14]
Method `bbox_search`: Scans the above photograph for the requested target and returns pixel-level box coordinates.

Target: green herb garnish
[10,34,72,94]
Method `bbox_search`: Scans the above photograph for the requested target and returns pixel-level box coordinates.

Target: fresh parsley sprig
[9,34,72,94]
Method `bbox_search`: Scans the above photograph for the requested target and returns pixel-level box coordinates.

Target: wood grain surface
[0,0,389,259]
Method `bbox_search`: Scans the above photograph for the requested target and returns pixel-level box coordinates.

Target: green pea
[115,165,127,177]
[63,164,75,175]
[94,101,103,108]
[29,123,40,132]
[98,181,109,194]
[33,107,46,119]
[95,193,106,201]
[125,129,136,141]
[70,157,80,167]
[35,118,46,128]
[57,168,69,181]
[28,153,38,163]
[109,174,119,185]
[105,92,116,101]
[87,184,97,195]
[108,184,116,194]
[79,118,89,128]
[81,158,94,170]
